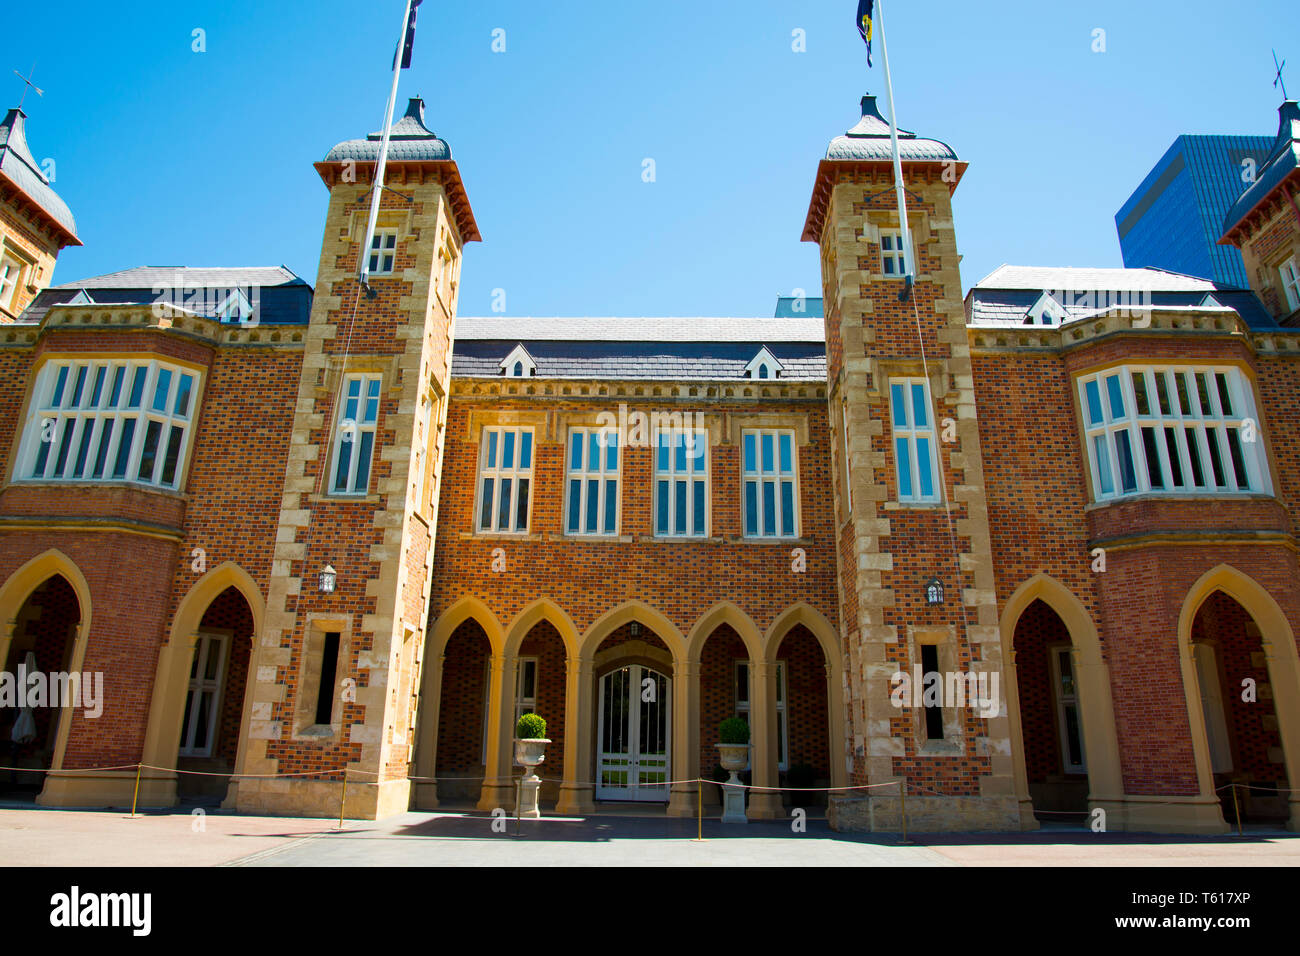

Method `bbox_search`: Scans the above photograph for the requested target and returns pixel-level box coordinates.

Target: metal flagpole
[874,0,915,301]
[359,0,415,292]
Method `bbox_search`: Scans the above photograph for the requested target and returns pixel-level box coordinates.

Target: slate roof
[323,97,452,163]
[1221,100,1300,240]
[966,265,1276,329]
[0,108,79,243]
[19,265,313,325]
[453,316,827,382]
[825,95,959,163]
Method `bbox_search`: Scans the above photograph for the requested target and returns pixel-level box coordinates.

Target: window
[368,229,398,276]
[1050,647,1086,774]
[178,632,228,757]
[566,427,620,536]
[744,347,782,381]
[515,657,538,726]
[1078,365,1267,502]
[734,661,788,771]
[879,230,908,276]
[1281,256,1300,313]
[742,429,798,538]
[889,378,940,504]
[20,358,199,490]
[654,427,708,537]
[476,426,534,533]
[840,397,853,515]
[330,374,381,495]
[920,644,944,741]
[314,632,341,726]
[1193,643,1233,774]
[0,255,22,310]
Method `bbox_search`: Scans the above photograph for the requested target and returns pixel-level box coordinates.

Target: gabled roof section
[743,346,784,379]
[1024,291,1066,326]
[1220,100,1300,245]
[500,343,537,377]
[0,107,80,246]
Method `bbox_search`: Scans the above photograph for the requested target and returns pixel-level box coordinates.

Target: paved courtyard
[1,804,1297,866]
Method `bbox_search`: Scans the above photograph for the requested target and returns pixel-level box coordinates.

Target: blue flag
[395,0,424,70]
[857,0,874,67]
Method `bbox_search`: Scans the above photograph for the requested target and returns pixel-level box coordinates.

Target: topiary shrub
[718,716,750,745]
[516,713,547,739]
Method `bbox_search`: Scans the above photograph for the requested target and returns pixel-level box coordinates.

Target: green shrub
[516,713,546,739]
[718,716,750,744]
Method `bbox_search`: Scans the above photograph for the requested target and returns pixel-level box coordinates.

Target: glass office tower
[1116,135,1274,287]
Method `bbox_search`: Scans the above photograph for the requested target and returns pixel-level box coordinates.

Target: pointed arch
[1000,574,1125,818]
[503,598,580,658]
[1177,564,1300,831]
[0,549,94,772]
[429,595,505,657]
[579,600,686,662]
[141,562,266,791]
[686,602,762,661]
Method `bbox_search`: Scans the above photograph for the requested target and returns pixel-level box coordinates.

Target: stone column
[748,659,784,819]
[476,653,512,810]
[411,652,445,809]
[557,656,595,814]
[667,658,699,817]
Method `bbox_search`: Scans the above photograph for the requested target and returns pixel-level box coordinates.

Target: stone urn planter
[514,713,549,818]
[715,717,751,824]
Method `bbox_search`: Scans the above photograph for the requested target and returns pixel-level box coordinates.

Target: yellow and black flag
[857,0,874,67]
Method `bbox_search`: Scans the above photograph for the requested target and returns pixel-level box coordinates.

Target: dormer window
[743,346,783,381]
[66,289,94,306]
[500,343,537,378]
[216,288,253,324]
[1024,292,1066,327]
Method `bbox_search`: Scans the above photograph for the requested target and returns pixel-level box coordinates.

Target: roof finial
[12,62,42,111]
[1274,49,1289,101]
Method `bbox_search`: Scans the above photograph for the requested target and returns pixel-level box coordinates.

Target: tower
[803,95,1020,830]
[0,107,80,321]
[233,98,479,817]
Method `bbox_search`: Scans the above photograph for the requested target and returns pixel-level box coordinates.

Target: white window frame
[1050,646,1087,775]
[368,229,398,276]
[0,254,22,310]
[879,229,909,277]
[565,426,620,537]
[178,630,229,758]
[18,357,200,490]
[741,428,799,538]
[329,373,382,496]
[475,425,534,534]
[1077,364,1269,503]
[514,657,539,727]
[735,661,788,772]
[889,377,940,505]
[1280,256,1300,313]
[653,427,709,538]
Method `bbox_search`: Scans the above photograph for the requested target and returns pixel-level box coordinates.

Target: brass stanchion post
[337,769,348,829]
[1231,782,1244,838]
[899,779,912,845]
[130,762,143,817]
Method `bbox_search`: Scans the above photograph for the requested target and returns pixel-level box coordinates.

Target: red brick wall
[435,619,489,777]
[1011,599,1072,783]
[2,574,78,759]
[518,620,566,783]
[778,624,830,778]
[698,624,746,772]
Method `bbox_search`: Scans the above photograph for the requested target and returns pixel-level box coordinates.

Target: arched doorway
[435,619,492,805]
[514,620,568,808]
[1190,591,1291,825]
[593,621,673,803]
[773,624,831,810]
[174,586,255,804]
[698,623,750,807]
[1013,599,1089,817]
[0,574,81,799]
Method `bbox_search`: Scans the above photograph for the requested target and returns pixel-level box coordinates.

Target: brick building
[0,90,1296,833]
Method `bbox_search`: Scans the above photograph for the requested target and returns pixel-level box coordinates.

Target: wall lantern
[319,564,337,594]
[924,577,944,606]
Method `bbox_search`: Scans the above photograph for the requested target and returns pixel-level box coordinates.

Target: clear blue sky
[5,0,1297,315]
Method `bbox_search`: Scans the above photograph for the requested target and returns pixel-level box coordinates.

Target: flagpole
[874,0,915,299]
[359,0,415,290]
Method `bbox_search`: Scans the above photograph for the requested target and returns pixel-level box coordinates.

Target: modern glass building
[1116,135,1274,288]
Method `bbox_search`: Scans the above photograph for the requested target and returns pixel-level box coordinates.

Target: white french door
[596,665,671,802]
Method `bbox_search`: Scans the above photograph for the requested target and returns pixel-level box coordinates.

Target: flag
[395,0,424,70]
[857,0,874,67]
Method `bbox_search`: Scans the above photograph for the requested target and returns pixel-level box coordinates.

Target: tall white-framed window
[1280,256,1300,313]
[515,657,539,726]
[1078,365,1268,502]
[742,428,798,538]
[879,229,909,276]
[178,631,229,758]
[734,661,788,771]
[566,426,620,536]
[476,426,534,534]
[889,378,940,504]
[0,254,22,310]
[368,229,398,276]
[330,374,381,495]
[1050,646,1087,775]
[19,358,199,490]
[654,427,708,537]
[1193,642,1233,773]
